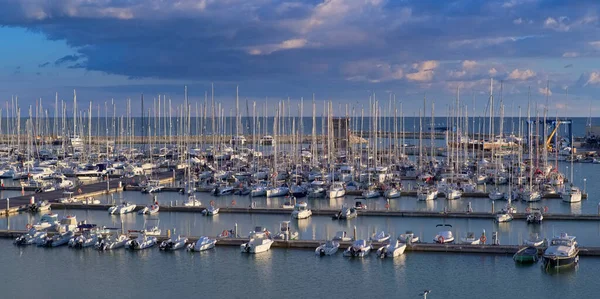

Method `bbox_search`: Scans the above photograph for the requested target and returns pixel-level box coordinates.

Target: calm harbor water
[0,238,595,299]
[0,155,598,298]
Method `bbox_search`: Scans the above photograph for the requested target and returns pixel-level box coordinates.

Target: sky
[1,0,600,117]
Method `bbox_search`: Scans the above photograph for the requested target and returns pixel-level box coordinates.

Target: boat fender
[231,200,236,206]
[525,207,530,213]
[78,188,83,194]
[210,200,215,206]
[480,236,487,244]
[385,203,390,209]
[25,224,32,230]
[544,206,549,213]
[437,236,444,244]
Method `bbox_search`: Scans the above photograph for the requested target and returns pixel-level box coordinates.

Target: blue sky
[1,0,600,116]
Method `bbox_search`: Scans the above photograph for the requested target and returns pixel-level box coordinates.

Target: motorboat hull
[513,247,539,264]
[240,240,273,253]
[376,244,406,258]
[542,254,579,268]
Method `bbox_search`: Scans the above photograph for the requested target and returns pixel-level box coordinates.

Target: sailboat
[562,136,582,203]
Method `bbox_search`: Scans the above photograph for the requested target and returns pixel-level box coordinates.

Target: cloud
[589,41,600,49]
[538,87,552,96]
[513,18,523,24]
[342,60,404,83]
[406,60,438,82]
[562,52,579,57]
[38,62,50,68]
[507,68,536,80]
[54,54,82,66]
[584,72,600,86]
[489,68,498,77]
[248,38,312,55]
[462,60,477,69]
[564,64,573,68]
[544,17,570,32]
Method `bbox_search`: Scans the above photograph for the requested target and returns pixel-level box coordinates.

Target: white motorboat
[332,205,357,220]
[433,224,454,243]
[14,229,47,246]
[376,240,407,258]
[213,185,235,196]
[307,186,326,198]
[523,234,546,247]
[562,185,582,203]
[417,187,438,201]
[240,227,274,254]
[272,221,298,240]
[398,231,419,244]
[281,200,295,209]
[68,230,100,248]
[159,234,188,251]
[526,208,544,224]
[459,232,481,245]
[96,233,128,251]
[32,213,59,230]
[126,233,157,250]
[266,185,289,198]
[183,195,202,207]
[343,239,372,257]
[250,184,268,197]
[291,202,312,219]
[202,204,220,216]
[260,135,275,145]
[542,233,579,268]
[521,190,541,202]
[384,187,401,199]
[138,203,160,215]
[108,202,136,215]
[141,219,161,236]
[362,188,380,199]
[445,188,462,200]
[141,180,164,193]
[315,240,340,256]
[488,189,504,200]
[188,236,217,252]
[332,231,352,242]
[327,182,346,199]
[55,215,79,232]
[495,210,513,223]
[38,230,75,247]
[28,201,51,213]
[370,231,391,243]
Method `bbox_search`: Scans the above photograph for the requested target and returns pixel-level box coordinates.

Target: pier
[0,171,177,216]
[1,229,599,256]
[47,203,600,222]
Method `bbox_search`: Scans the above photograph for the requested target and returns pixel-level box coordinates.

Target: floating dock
[47,203,600,222]
[0,229,599,256]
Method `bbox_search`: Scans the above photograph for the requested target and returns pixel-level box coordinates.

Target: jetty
[1,229,599,257]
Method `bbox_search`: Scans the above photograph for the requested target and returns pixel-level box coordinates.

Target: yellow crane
[545,121,561,150]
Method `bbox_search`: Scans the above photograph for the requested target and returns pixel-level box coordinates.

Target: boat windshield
[551,239,573,246]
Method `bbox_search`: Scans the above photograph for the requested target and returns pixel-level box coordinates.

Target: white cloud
[538,87,552,96]
[543,16,570,32]
[462,60,477,69]
[489,68,498,77]
[584,72,600,86]
[406,60,438,82]
[342,60,404,83]
[589,41,600,49]
[248,38,311,55]
[508,68,536,80]
[562,52,579,57]
[513,18,523,25]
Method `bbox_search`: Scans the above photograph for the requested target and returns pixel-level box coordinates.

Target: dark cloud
[54,54,82,66]
[38,62,50,68]
[0,0,599,109]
